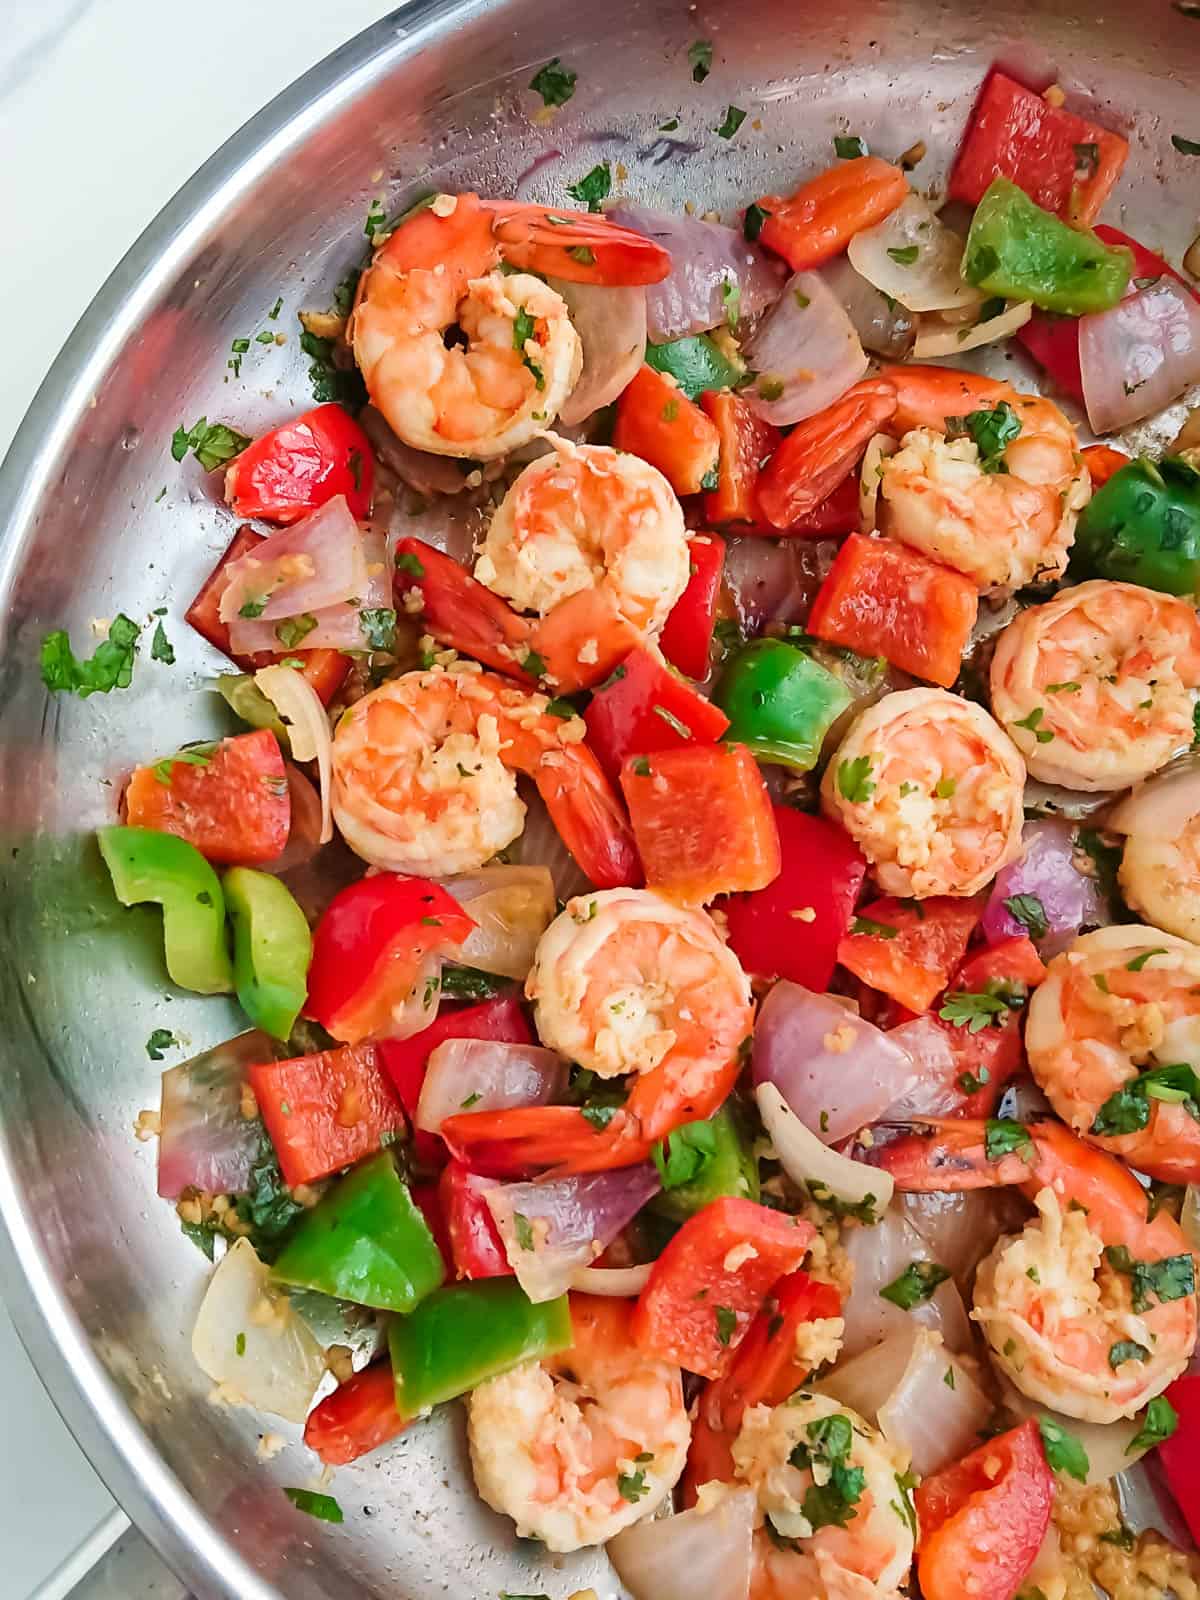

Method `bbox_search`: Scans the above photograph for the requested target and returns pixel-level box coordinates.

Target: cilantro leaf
[984,1118,1033,1161]
[716,105,747,140]
[171,417,249,472]
[1004,893,1048,941]
[835,134,868,158]
[439,966,507,1003]
[715,1305,738,1346]
[529,58,576,107]
[1037,1416,1090,1482]
[150,620,175,665]
[887,245,919,265]
[1109,1339,1150,1369]
[654,1119,719,1188]
[617,1469,649,1502]
[744,202,771,242]
[939,990,1011,1034]
[945,401,1022,473]
[1171,134,1200,155]
[40,614,141,699]
[283,1488,343,1523]
[358,607,397,652]
[513,1212,535,1251]
[1128,1394,1178,1453]
[1013,705,1055,743]
[850,915,898,940]
[274,613,318,649]
[145,1028,177,1061]
[688,39,713,81]
[1092,1062,1200,1136]
[837,755,875,803]
[395,550,425,578]
[879,1260,951,1309]
[1103,1245,1195,1313]
[566,162,611,212]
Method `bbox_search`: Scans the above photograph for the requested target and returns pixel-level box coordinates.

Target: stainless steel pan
[0,2,1197,1594]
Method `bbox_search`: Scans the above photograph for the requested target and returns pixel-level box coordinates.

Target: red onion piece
[415,1039,567,1136]
[742,270,868,426]
[484,1165,661,1303]
[549,278,647,427]
[387,493,485,569]
[608,1486,757,1600]
[980,819,1108,957]
[228,531,391,654]
[157,1031,275,1198]
[752,981,919,1143]
[261,763,324,877]
[608,202,784,342]
[220,495,364,626]
[821,255,916,359]
[438,865,556,979]
[882,1014,968,1122]
[1080,278,1200,433]
[722,534,836,633]
[359,405,473,497]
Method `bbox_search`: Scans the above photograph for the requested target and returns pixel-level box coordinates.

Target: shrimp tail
[876,362,1010,434]
[480,200,673,286]
[870,1117,1045,1190]
[394,538,537,682]
[756,378,898,528]
[440,1105,653,1176]
[533,744,641,890]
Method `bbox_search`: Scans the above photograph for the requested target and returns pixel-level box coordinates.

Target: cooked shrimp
[877,1118,1198,1423]
[352,193,581,459]
[1115,766,1200,943]
[330,665,637,887]
[876,365,1089,591]
[721,1392,914,1600]
[474,440,690,679]
[441,887,754,1173]
[1025,925,1200,1183]
[467,1296,689,1551]
[989,580,1200,790]
[820,687,1025,898]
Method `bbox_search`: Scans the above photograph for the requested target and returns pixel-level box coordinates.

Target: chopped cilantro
[274,613,318,649]
[850,915,898,939]
[299,329,366,409]
[985,1118,1033,1161]
[283,1488,344,1523]
[835,134,868,158]
[235,1331,246,1356]
[568,245,596,265]
[1126,947,1167,972]
[1013,705,1054,742]
[170,417,249,471]
[529,58,576,107]
[513,1212,535,1251]
[145,1028,177,1060]
[715,1305,738,1346]
[837,755,875,803]
[887,245,920,265]
[395,550,426,578]
[522,650,547,678]
[957,1067,990,1094]
[945,401,1022,473]
[566,163,611,212]
[934,777,957,799]
[716,106,747,140]
[1128,1394,1178,1453]
[1109,1339,1150,1369]
[238,596,267,619]
[939,990,1011,1033]
[439,966,506,1003]
[1171,134,1200,155]
[721,277,741,329]
[581,1104,617,1130]
[150,620,175,665]
[631,756,651,777]
[359,607,397,652]
[1103,1245,1195,1312]
[1092,1062,1200,1136]
[544,696,579,719]
[688,39,713,81]
[1037,1416,1089,1482]
[744,202,771,242]
[1004,893,1048,941]
[617,1469,649,1502]
[40,615,141,699]
[654,1119,719,1188]
[879,1260,951,1309]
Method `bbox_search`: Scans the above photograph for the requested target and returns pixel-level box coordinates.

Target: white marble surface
[0,3,389,1591]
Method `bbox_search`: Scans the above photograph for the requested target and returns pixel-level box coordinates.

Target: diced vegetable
[248,1043,407,1188]
[388,1279,572,1416]
[700,392,781,526]
[839,1207,971,1359]
[755,1082,894,1215]
[981,818,1109,957]
[1080,279,1200,432]
[439,866,556,980]
[272,1152,445,1313]
[644,334,742,400]
[124,729,290,867]
[583,645,730,781]
[848,191,982,312]
[304,876,474,1044]
[620,743,780,906]
[714,638,851,770]
[612,365,722,495]
[755,378,897,528]
[652,1105,759,1220]
[948,70,1128,225]
[807,533,978,689]
[725,808,866,991]
[838,895,981,1013]
[252,664,335,844]
[224,404,374,523]
[96,826,233,995]
[415,1039,567,1136]
[303,1360,407,1466]
[961,177,1132,315]
[821,254,916,359]
[659,535,726,680]
[742,269,868,426]
[545,278,647,427]
[439,1159,511,1280]
[609,1487,758,1600]
[224,867,311,1040]
[392,536,537,684]
[1072,455,1200,595]
[158,1031,277,1198]
[753,156,909,271]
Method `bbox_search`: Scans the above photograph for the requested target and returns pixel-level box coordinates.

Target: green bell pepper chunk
[1073,456,1200,596]
[224,867,312,1040]
[652,1105,759,1221]
[962,177,1132,316]
[715,638,851,770]
[272,1152,444,1314]
[96,825,233,994]
[388,1279,572,1417]
[644,334,742,400]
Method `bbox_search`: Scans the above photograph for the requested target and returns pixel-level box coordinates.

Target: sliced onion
[220,496,364,626]
[840,1206,971,1360]
[229,531,391,655]
[755,1083,893,1214]
[608,1485,756,1600]
[569,1263,653,1296]
[386,949,445,1043]
[859,431,898,534]
[254,665,333,843]
[191,1237,327,1423]
[437,865,556,979]
[1080,277,1200,433]
[743,270,868,426]
[485,1166,661,1303]
[1109,757,1200,837]
[416,1038,567,1136]
[388,493,484,570]
[883,1014,971,1122]
[981,819,1108,957]
[158,1032,273,1199]
[753,981,919,1143]
[608,202,784,342]
[913,299,1032,360]
[261,763,324,877]
[722,535,835,632]
[821,255,916,358]
[517,785,592,902]
[848,192,982,314]
[550,278,647,426]
[1001,1381,1153,1482]
[360,405,474,497]
[899,1188,1027,1292]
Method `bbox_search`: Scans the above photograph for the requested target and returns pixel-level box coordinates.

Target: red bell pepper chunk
[947,70,1128,226]
[393,537,537,684]
[1080,443,1131,489]
[224,403,374,525]
[411,1181,455,1272]
[123,728,289,866]
[755,157,909,271]
[631,1197,815,1379]
[958,936,1046,993]
[583,645,730,782]
[684,1270,841,1503]
[777,473,861,538]
[185,523,351,705]
[724,807,866,990]
[1158,1375,1200,1547]
[612,366,720,496]
[248,1043,406,1188]
[303,1360,407,1466]
[439,1159,512,1280]
[838,895,982,1014]
[621,743,781,908]
[659,535,726,681]
[700,391,780,525]
[808,533,978,689]
[376,995,534,1169]
[305,876,475,1045]
[915,1419,1053,1600]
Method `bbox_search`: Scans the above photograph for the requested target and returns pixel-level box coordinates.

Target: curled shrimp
[989,579,1200,790]
[329,666,637,887]
[1115,765,1200,943]
[719,1392,914,1600]
[1025,925,1200,1184]
[876,1117,1198,1423]
[467,1295,689,1551]
[820,687,1025,898]
[441,887,754,1173]
[875,365,1089,591]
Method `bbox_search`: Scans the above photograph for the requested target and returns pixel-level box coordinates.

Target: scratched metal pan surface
[0,0,1197,1595]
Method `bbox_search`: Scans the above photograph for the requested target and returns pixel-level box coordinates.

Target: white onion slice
[1080,278,1200,433]
[1001,1381,1153,1482]
[550,278,647,426]
[848,193,982,313]
[608,1485,757,1600]
[913,299,1032,359]
[755,1083,893,1214]
[386,949,444,1042]
[219,495,365,625]
[191,1237,327,1423]
[821,255,916,358]
[859,431,898,533]
[1108,758,1200,837]
[437,865,556,979]
[254,664,333,843]
[569,1263,653,1296]
[899,1188,1026,1292]
[840,1206,971,1360]
[230,530,391,655]
[415,1038,567,1135]
[743,271,868,426]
